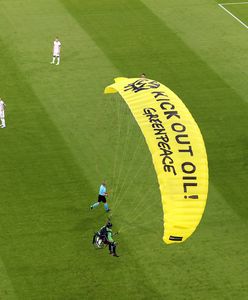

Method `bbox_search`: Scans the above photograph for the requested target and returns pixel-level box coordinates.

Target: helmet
[106,221,112,228]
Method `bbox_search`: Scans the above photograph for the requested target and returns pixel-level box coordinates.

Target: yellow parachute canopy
[104,77,208,244]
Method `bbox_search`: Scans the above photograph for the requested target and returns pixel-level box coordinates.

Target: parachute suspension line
[112,133,148,213]
[119,216,157,233]
[117,172,156,223]
[108,101,159,227]
[121,184,153,220]
[109,95,123,203]
[94,95,112,178]
[109,95,128,204]
[109,116,159,232]
[111,103,134,210]
[119,189,158,233]
[111,102,152,212]
[104,85,156,230]
[111,107,145,211]
[125,189,155,224]
[112,135,142,210]
[113,106,144,191]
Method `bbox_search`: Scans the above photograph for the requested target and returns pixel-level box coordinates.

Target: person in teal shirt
[90,181,110,212]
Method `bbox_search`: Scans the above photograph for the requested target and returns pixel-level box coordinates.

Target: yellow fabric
[105,77,208,244]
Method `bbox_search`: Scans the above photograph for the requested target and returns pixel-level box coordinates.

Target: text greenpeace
[143,90,198,199]
[104,77,208,244]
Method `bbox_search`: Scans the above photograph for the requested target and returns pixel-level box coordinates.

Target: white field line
[220,2,248,5]
[218,3,248,29]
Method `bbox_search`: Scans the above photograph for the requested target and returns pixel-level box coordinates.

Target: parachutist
[90,181,110,212]
[92,220,119,257]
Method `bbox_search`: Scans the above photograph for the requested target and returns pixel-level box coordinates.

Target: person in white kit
[0,98,6,129]
[50,37,61,65]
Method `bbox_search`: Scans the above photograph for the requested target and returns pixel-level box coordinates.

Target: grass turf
[0,0,247,299]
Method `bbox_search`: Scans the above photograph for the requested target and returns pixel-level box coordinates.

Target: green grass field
[0,0,247,299]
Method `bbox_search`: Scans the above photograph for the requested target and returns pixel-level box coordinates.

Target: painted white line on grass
[218,3,248,29]
[220,2,248,5]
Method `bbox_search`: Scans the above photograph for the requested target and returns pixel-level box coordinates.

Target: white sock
[1,118,5,127]
[52,56,55,63]
[57,57,60,64]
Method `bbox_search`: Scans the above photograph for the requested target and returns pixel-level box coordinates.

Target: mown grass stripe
[0,258,17,300]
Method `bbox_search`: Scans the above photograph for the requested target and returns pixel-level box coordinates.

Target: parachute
[104,77,208,244]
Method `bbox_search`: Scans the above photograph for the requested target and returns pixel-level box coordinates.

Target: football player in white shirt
[50,37,61,65]
[0,98,6,128]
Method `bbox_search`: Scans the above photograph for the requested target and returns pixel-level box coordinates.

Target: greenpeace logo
[124,79,160,93]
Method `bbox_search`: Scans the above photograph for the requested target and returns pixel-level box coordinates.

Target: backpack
[99,226,108,237]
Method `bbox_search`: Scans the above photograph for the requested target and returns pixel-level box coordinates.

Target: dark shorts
[98,195,106,203]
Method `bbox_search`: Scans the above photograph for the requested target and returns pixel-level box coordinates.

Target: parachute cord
[119,216,153,233]
[111,113,144,211]
[113,136,144,209]
[107,97,156,220]
[92,95,113,179]
[119,191,159,232]
[111,104,133,208]
[112,146,152,213]
[109,97,122,201]
[109,96,127,204]
[112,141,141,210]
[121,184,155,222]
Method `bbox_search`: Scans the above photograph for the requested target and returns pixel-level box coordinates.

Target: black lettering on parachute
[104,77,208,244]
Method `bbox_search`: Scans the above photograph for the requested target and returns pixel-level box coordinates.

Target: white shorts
[53,51,60,57]
[0,111,4,118]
